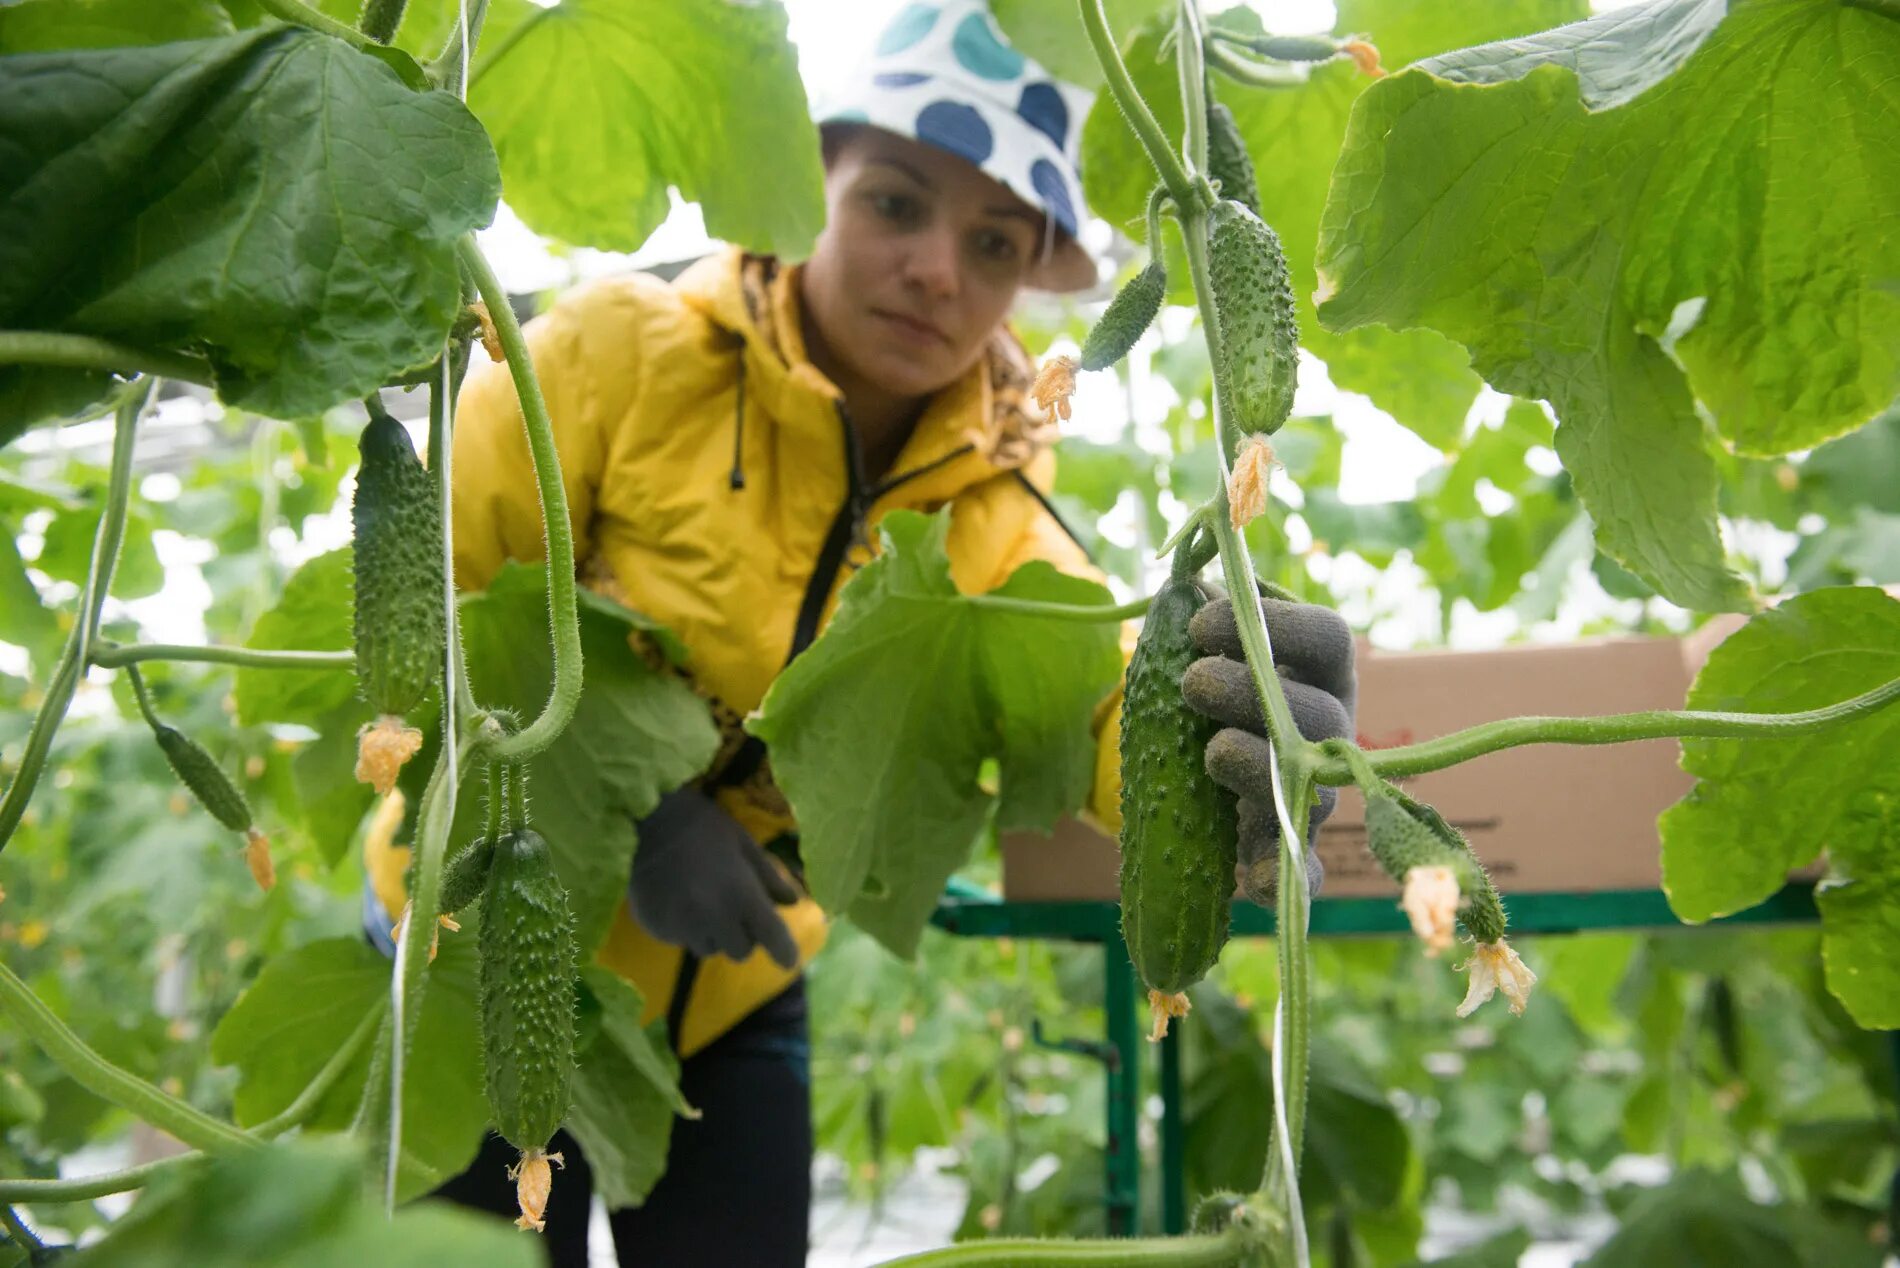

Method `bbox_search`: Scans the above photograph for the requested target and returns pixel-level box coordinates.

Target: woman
[369,3,1355,1262]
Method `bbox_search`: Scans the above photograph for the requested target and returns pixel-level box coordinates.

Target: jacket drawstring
[728,346,748,491]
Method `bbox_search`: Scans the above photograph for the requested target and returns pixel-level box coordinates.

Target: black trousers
[432,978,813,1266]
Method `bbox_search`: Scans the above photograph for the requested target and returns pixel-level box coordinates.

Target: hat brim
[819,120,1098,295]
[1028,233,1099,294]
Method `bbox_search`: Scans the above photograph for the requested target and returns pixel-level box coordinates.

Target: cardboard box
[1002,624,1753,903]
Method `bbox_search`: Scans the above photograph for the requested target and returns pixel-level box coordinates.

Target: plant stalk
[432,0,493,96]
[251,0,381,53]
[0,333,210,387]
[1,1205,42,1253]
[1176,0,1210,174]
[0,1005,379,1206]
[89,642,352,671]
[0,1156,194,1205]
[255,1006,383,1139]
[967,595,1152,622]
[1079,0,1198,210]
[1169,17,1311,1255]
[0,381,152,855]
[379,727,480,1208]
[455,237,584,767]
[1308,674,1900,785]
[877,1231,1246,1266]
[359,0,407,44]
[0,962,253,1155]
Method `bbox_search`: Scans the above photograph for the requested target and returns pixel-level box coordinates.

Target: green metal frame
[928,880,1823,1235]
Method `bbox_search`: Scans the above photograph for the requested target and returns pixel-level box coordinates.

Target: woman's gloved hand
[1178,590,1357,905]
[628,786,801,968]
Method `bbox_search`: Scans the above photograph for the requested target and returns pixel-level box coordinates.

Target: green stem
[1175,67,1311,1258]
[1309,675,1900,785]
[90,642,353,672]
[1205,43,1303,88]
[0,381,151,855]
[429,358,480,725]
[456,237,584,768]
[1156,504,1211,560]
[464,0,539,92]
[1144,184,1172,255]
[508,760,527,826]
[431,0,493,95]
[1,1205,42,1253]
[255,1006,382,1139]
[380,730,480,1208]
[123,663,163,732]
[1176,0,1210,174]
[359,0,406,43]
[0,1156,194,1205]
[1079,0,1198,210]
[0,962,253,1155]
[251,0,380,52]
[486,763,507,840]
[0,1005,379,1206]
[878,1232,1244,1266]
[0,332,212,388]
[967,595,1152,622]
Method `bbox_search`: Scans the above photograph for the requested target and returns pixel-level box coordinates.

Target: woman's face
[800,128,1044,400]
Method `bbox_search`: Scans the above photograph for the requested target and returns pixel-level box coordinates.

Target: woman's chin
[858,347,959,399]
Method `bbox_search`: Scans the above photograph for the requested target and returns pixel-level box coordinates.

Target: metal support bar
[1161,1023,1185,1234]
[1102,928,1141,1236]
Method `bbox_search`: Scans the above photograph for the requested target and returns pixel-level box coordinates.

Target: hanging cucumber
[1118,544,1238,1040]
[477,826,577,1231]
[351,402,445,796]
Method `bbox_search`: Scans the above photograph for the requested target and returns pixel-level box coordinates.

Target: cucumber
[476,826,578,1230]
[1206,101,1260,217]
[478,827,577,1157]
[1118,562,1238,1038]
[351,411,444,719]
[439,834,497,916]
[1206,199,1298,449]
[1365,786,1505,943]
[1079,261,1166,372]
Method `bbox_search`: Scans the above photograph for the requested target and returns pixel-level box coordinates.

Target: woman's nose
[902,226,961,299]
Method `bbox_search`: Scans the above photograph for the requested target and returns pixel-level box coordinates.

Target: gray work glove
[628,786,801,968]
[1179,592,1357,905]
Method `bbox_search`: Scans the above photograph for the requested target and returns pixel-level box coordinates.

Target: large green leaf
[990,0,1168,89]
[208,936,489,1200]
[67,1136,538,1268]
[0,28,500,439]
[748,509,1122,957]
[454,563,720,952]
[1659,587,1900,1026]
[565,967,687,1209]
[1318,0,1900,609]
[0,0,233,53]
[235,547,357,727]
[1078,0,1584,450]
[468,0,824,258]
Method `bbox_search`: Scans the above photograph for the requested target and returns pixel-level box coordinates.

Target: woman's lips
[873,308,948,347]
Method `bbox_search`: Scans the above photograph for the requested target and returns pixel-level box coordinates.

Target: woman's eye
[974,230,1021,265]
[871,192,921,224]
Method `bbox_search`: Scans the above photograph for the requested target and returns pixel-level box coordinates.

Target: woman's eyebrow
[867,156,934,189]
[984,204,1043,225]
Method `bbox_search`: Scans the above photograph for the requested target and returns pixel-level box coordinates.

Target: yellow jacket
[370,248,1126,1056]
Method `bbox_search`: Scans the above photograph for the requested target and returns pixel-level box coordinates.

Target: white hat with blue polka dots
[815,1,1098,292]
